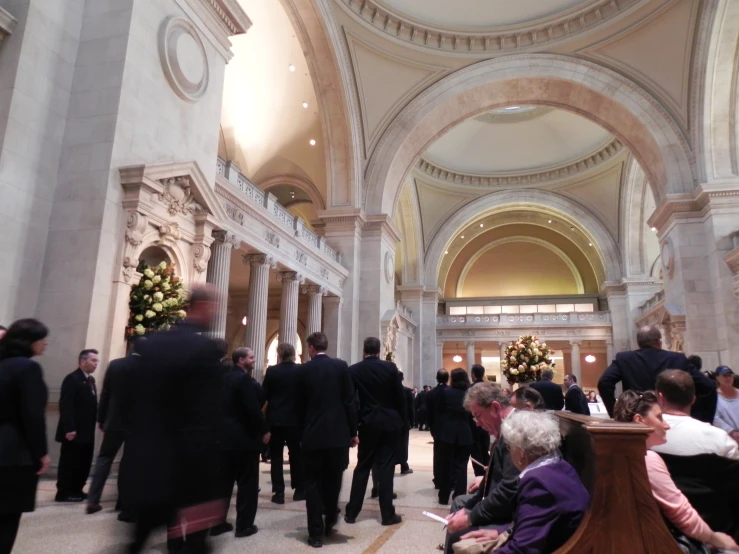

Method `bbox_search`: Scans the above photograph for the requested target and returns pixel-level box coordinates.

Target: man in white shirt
[652,369,739,460]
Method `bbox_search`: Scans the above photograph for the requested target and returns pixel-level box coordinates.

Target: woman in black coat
[0,319,50,553]
[436,368,474,504]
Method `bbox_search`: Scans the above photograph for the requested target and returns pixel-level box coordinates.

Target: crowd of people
[2,300,739,554]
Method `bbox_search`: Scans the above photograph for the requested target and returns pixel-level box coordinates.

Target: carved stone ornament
[157,176,207,217]
[295,249,308,266]
[156,222,182,247]
[384,251,394,284]
[225,202,245,226]
[122,211,149,283]
[661,239,675,279]
[243,253,276,268]
[212,230,240,249]
[319,267,329,280]
[192,243,211,273]
[265,230,280,249]
[159,17,209,103]
[302,285,326,296]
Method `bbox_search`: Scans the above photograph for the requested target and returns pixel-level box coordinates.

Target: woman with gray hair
[456,411,589,553]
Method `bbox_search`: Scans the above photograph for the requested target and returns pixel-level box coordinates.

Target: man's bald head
[636,325,662,349]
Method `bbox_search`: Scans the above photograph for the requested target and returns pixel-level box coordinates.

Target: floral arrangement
[501,335,555,384]
[385,351,395,363]
[125,260,186,339]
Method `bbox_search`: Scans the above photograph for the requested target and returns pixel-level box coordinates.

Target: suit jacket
[403,386,415,428]
[468,435,520,526]
[222,368,269,452]
[598,348,717,422]
[349,356,405,433]
[434,385,474,446]
[262,361,300,428]
[98,354,139,433]
[0,357,48,468]
[415,390,427,413]
[497,461,589,554]
[55,368,97,444]
[529,379,565,411]
[565,385,591,416]
[295,353,357,451]
[426,383,447,437]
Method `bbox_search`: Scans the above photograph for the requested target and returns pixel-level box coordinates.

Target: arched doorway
[266,333,304,365]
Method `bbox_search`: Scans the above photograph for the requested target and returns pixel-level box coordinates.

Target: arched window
[266,334,303,366]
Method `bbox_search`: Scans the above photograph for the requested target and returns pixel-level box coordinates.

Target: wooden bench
[552,412,682,554]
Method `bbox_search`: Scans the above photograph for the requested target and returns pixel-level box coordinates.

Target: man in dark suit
[564,374,590,416]
[55,348,99,502]
[122,286,226,554]
[295,332,357,548]
[426,369,449,489]
[469,365,491,477]
[86,340,144,515]
[344,338,405,526]
[262,342,304,504]
[529,368,565,411]
[216,346,270,538]
[415,386,429,430]
[598,325,717,422]
[399,370,414,475]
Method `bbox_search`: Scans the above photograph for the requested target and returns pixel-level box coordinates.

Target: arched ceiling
[376,0,588,30]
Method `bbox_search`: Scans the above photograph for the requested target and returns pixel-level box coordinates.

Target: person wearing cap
[714,366,739,443]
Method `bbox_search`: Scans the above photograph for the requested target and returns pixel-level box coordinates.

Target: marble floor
[13,430,468,553]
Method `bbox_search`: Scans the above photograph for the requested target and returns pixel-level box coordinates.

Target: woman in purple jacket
[460,410,589,553]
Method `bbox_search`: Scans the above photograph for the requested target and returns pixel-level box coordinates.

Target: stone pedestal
[244,254,272,378]
[278,271,302,346]
[206,231,239,339]
[304,285,325,336]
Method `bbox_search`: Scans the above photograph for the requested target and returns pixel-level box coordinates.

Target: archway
[365,54,695,217]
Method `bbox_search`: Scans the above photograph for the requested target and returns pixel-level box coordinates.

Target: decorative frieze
[157,176,207,216]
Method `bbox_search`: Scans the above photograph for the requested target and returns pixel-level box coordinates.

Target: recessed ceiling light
[309,139,316,146]
[589,242,593,247]
[548,220,552,224]
[479,223,484,228]
[242,316,247,326]
[461,235,465,239]
[444,250,448,255]
[570,226,575,231]
[302,102,308,108]
[651,227,657,232]
[289,64,296,72]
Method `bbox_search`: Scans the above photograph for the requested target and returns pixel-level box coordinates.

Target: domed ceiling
[375,0,589,29]
[423,108,613,175]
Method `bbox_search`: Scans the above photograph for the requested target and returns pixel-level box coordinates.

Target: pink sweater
[645,450,713,543]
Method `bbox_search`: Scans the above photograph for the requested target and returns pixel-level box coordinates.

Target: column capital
[302,284,326,296]
[278,270,304,284]
[569,339,582,346]
[243,253,275,268]
[464,340,476,347]
[212,230,240,249]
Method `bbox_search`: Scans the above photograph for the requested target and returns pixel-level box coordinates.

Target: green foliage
[125,260,186,340]
[501,335,556,384]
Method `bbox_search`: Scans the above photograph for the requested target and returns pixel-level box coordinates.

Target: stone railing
[638,290,665,316]
[437,312,611,327]
[215,157,340,263]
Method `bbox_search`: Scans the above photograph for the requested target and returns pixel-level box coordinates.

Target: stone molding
[363,214,402,243]
[258,174,326,211]
[418,138,623,188]
[337,0,645,56]
[725,236,739,299]
[647,183,739,231]
[159,17,210,103]
[243,253,276,268]
[0,6,17,40]
[212,230,240,249]
[601,279,662,296]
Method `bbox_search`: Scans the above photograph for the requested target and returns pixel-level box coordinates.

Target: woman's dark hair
[450,367,470,390]
[612,390,659,423]
[0,319,49,360]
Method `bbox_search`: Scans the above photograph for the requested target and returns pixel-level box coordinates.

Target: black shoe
[85,503,102,514]
[118,511,137,523]
[271,493,285,505]
[381,514,402,526]
[234,525,258,538]
[324,516,337,536]
[293,489,306,501]
[308,536,323,548]
[400,468,414,475]
[343,514,356,524]
[55,495,84,503]
[370,490,397,499]
[210,522,233,536]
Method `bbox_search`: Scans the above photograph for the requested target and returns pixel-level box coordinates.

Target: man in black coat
[86,340,144,514]
[55,348,99,502]
[217,346,270,538]
[529,368,565,411]
[344,338,405,526]
[426,369,449,489]
[295,332,358,548]
[468,365,491,477]
[398,370,414,475]
[262,342,304,504]
[598,325,717,422]
[564,374,590,416]
[415,386,429,430]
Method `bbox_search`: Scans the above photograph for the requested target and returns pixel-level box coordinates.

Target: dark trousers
[0,513,21,554]
[399,427,410,472]
[56,440,95,498]
[437,442,471,503]
[469,430,490,478]
[222,450,259,531]
[128,505,206,554]
[346,428,398,522]
[432,434,441,487]
[269,426,303,494]
[303,448,347,539]
[88,430,127,505]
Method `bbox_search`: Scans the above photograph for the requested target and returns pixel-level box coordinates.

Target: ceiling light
[444,250,448,255]
[548,220,552,224]
[651,227,657,232]
[506,106,521,111]
[309,139,316,146]
[289,64,296,72]
[302,102,308,108]
[479,223,484,228]
[453,355,463,363]
[589,242,593,247]
[242,316,247,326]
[585,354,596,363]
[461,235,465,239]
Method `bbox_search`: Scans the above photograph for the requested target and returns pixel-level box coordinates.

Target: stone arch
[425,190,622,288]
[365,54,695,216]
[135,230,193,285]
[280,0,363,208]
[395,182,425,285]
[620,155,651,278]
[258,174,327,210]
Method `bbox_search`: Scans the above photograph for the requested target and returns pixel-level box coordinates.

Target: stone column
[278,271,302,347]
[605,337,614,366]
[436,341,443,372]
[244,254,272,378]
[466,341,476,370]
[303,285,324,336]
[323,295,342,358]
[570,340,582,383]
[206,231,239,339]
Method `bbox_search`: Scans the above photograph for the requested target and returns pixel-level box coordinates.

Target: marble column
[466,341,476,370]
[570,340,582,383]
[303,285,324,337]
[206,231,239,339]
[278,271,302,347]
[323,295,342,358]
[605,337,614,366]
[436,341,443,372]
[244,254,272,378]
